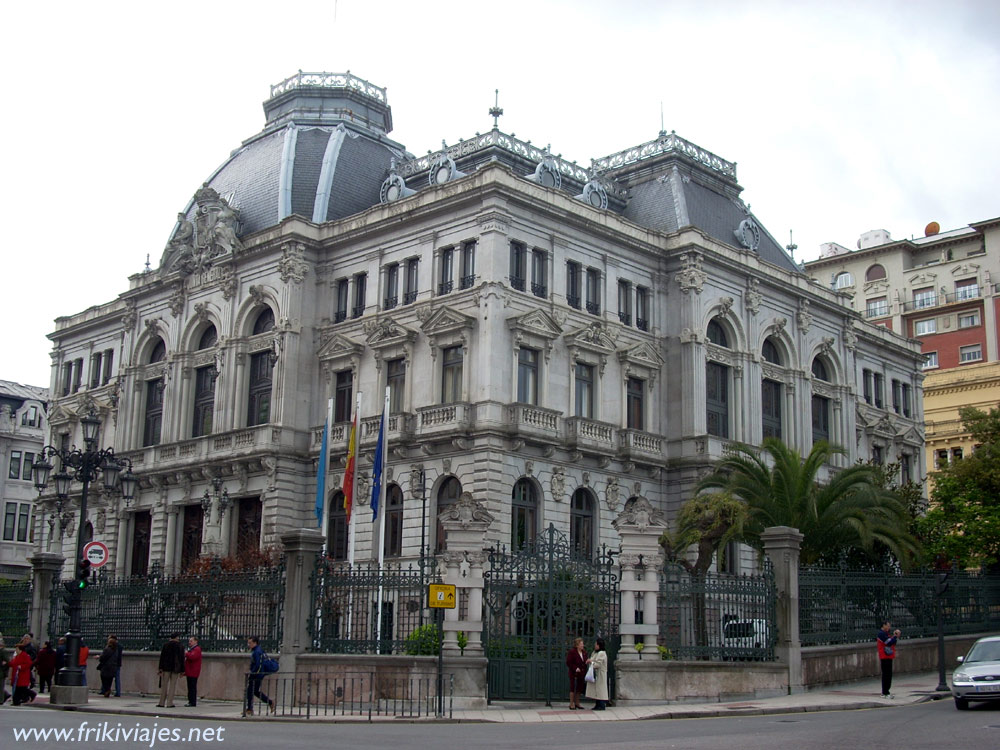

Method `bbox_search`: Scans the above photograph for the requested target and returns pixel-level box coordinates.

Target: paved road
[2,699,998,749]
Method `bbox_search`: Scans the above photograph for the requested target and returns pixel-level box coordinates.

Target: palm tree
[696,438,921,567]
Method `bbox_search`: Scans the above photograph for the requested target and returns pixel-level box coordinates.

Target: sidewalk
[19,672,952,723]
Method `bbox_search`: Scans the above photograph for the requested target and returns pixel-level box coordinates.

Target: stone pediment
[566,321,616,355]
[48,403,73,425]
[951,263,980,278]
[908,271,937,286]
[507,309,563,340]
[364,316,417,351]
[420,306,476,337]
[317,332,364,361]
[863,279,890,294]
[896,424,924,444]
[872,414,896,437]
[618,340,664,369]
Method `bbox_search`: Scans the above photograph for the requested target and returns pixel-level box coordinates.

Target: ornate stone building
[40,72,925,577]
[804,217,1000,485]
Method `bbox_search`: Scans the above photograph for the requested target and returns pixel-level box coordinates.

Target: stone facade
[38,72,925,578]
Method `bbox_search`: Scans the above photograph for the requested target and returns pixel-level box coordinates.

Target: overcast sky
[3,0,998,388]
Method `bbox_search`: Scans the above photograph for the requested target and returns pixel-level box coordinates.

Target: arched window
[834,271,853,289]
[761,337,783,440]
[811,357,831,444]
[706,319,730,438]
[435,477,461,553]
[511,479,538,550]
[811,358,830,382]
[143,337,166,446]
[327,491,348,561]
[197,325,218,350]
[383,484,403,558]
[570,489,595,557]
[865,264,887,282]
[247,308,275,427]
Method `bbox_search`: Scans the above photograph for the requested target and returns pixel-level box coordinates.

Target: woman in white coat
[585,637,609,710]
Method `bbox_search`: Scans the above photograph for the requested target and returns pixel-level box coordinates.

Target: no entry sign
[83,541,110,568]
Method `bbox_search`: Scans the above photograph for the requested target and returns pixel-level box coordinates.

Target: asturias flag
[343,410,358,523]
[370,409,386,519]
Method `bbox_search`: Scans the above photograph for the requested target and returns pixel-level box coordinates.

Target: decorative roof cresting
[269,71,387,103]
[591,130,736,180]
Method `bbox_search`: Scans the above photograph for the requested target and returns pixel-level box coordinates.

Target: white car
[951,635,1000,710]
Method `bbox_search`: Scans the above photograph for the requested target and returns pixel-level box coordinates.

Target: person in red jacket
[877,620,902,698]
[9,644,36,705]
[184,636,202,707]
[79,642,90,687]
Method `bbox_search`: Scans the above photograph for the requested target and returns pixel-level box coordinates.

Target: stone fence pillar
[28,552,65,643]
[760,525,804,693]
[612,497,667,659]
[439,492,494,657]
[279,528,325,672]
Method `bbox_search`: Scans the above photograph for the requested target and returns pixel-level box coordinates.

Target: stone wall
[616,659,788,704]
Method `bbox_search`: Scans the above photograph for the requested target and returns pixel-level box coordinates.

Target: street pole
[59,474,90,687]
[437,607,444,717]
[935,568,952,692]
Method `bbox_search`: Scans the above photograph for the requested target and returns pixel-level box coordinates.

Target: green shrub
[404,624,441,655]
[457,631,468,654]
[657,645,673,660]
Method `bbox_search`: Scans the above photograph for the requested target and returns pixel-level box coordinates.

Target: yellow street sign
[428,583,457,609]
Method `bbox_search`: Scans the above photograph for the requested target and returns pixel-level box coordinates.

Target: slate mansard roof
[162,71,799,275]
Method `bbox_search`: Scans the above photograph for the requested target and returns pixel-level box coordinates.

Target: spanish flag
[343,408,358,523]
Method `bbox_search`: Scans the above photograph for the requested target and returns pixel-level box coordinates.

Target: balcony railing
[565,417,615,450]
[510,276,525,292]
[124,425,292,468]
[902,288,981,312]
[618,429,663,457]
[506,404,561,436]
[531,283,548,299]
[460,274,476,290]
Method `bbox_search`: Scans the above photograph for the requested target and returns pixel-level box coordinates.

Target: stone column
[761,525,804,693]
[29,552,65,643]
[279,528,325,672]
[164,505,179,574]
[438,492,494,657]
[612,497,667,659]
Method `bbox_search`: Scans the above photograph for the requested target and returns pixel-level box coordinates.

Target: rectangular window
[706,362,729,438]
[335,278,349,322]
[636,286,650,331]
[936,449,949,469]
[952,447,963,461]
[352,273,367,318]
[16,504,29,543]
[923,351,938,369]
[143,379,164,445]
[405,258,419,304]
[585,268,601,315]
[22,405,39,428]
[900,454,912,483]
[566,261,582,309]
[958,311,980,328]
[438,247,454,295]
[384,263,399,310]
[626,376,644,430]
[913,286,937,310]
[866,297,889,318]
[516,347,539,405]
[246,353,272,427]
[62,362,73,396]
[955,279,980,300]
[9,451,21,480]
[863,369,873,404]
[872,445,883,465]
[334,370,353,423]
[441,346,463,403]
[914,318,936,336]
[531,249,547,298]
[891,379,902,414]
[811,395,830,444]
[873,373,884,409]
[960,344,982,363]
[2,503,15,541]
[618,280,632,325]
[90,351,104,388]
[102,349,114,384]
[460,241,476,289]
[387,358,405,414]
[574,363,594,418]
[761,379,782,440]
[902,384,912,417]
[21,453,34,481]
[509,241,526,291]
[72,358,83,393]
[192,365,216,438]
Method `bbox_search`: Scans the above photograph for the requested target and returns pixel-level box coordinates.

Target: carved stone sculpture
[438,491,495,528]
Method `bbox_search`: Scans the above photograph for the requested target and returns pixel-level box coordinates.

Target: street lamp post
[31,410,138,688]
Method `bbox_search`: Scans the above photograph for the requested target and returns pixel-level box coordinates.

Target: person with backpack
[244,636,275,717]
[156,634,185,708]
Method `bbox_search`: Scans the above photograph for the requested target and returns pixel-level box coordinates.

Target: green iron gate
[483,524,620,703]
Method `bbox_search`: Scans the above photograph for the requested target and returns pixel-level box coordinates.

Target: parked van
[721,618,771,658]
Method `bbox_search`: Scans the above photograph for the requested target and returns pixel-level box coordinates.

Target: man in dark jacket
[244,636,274,717]
[156,634,185,708]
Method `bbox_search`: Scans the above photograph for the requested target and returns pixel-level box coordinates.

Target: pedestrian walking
[244,636,274,717]
[35,641,57,694]
[184,636,202,707]
[20,634,37,690]
[1,634,11,704]
[877,620,902,698]
[55,637,67,672]
[79,641,90,686]
[156,633,185,708]
[566,637,588,710]
[585,637,609,710]
[9,643,37,705]
[98,637,120,697]
[110,633,124,697]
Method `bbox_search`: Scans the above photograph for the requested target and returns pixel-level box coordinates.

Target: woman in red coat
[9,644,36,705]
[565,637,588,710]
[184,636,202,707]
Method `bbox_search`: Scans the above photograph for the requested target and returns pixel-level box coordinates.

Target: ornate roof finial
[144,253,151,273]
[659,101,667,138]
[786,229,798,260]
[489,89,503,129]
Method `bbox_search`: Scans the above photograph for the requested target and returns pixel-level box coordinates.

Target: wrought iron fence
[48,559,284,652]
[308,558,438,654]
[244,670,452,719]
[658,561,777,661]
[799,564,1000,646]
[0,579,32,639]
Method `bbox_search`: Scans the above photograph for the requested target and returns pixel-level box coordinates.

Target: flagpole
[320,398,334,551]
[374,386,389,654]
[346,391,361,642]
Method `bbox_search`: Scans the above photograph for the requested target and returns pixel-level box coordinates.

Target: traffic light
[936,569,952,597]
[62,580,76,617]
[76,558,92,590]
